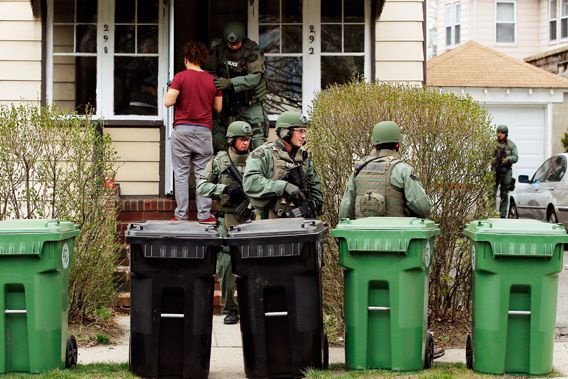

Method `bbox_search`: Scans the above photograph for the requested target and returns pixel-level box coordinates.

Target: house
[427,41,568,177]
[1,0,428,203]
[437,0,568,60]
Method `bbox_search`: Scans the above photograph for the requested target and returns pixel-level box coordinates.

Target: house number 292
[309,25,315,54]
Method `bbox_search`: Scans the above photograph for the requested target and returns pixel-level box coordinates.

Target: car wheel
[548,209,558,224]
[508,200,518,219]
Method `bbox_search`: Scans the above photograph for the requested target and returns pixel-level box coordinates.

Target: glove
[502,157,509,165]
[214,77,232,90]
[284,183,305,201]
[223,185,245,203]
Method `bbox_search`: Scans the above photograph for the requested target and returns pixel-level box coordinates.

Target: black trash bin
[226,218,329,379]
[126,220,222,379]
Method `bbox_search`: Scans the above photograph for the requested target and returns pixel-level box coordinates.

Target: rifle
[220,162,250,216]
[494,148,509,185]
[285,163,324,219]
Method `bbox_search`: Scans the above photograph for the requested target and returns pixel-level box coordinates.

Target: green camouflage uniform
[492,138,519,217]
[197,150,250,314]
[339,149,431,219]
[204,39,268,153]
[242,139,323,219]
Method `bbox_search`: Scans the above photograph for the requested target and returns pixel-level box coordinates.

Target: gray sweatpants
[171,124,213,221]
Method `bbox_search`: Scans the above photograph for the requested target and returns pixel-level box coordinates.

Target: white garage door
[484,105,546,179]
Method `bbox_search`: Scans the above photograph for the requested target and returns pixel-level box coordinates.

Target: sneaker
[224,310,239,325]
[433,347,445,359]
[199,215,216,224]
[171,217,179,221]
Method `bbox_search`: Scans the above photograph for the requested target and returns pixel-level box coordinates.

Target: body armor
[214,151,248,213]
[354,155,406,218]
[248,140,309,215]
[494,139,514,170]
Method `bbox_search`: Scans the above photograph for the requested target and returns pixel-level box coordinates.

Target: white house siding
[0,1,41,105]
[436,0,471,54]
[106,128,161,196]
[376,0,425,83]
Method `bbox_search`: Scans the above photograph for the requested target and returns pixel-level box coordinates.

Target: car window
[546,156,567,182]
[532,158,554,183]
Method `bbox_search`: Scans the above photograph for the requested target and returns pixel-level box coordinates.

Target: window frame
[495,1,517,45]
[550,0,558,42]
[454,2,461,45]
[445,4,452,47]
[45,0,169,122]
[561,0,568,39]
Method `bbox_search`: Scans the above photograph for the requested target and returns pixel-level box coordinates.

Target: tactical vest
[354,155,406,218]
[495,139,514,169]
[214,39,265,107]
[248,140,309,214]
[215,150,248,213]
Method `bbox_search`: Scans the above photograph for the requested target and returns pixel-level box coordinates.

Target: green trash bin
[464,218,568,376]
[332,217,440,371]
[0,219,80,374]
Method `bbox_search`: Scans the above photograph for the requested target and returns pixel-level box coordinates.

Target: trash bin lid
[464,218,568,257]
[0,219,80,256]
[226,218,328,238]
[126,220,222,243]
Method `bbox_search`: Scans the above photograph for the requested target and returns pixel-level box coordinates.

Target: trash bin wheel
[66,335,78,368]
[424,332,434,369]
[323,334,329,369]
[466,333,473,369]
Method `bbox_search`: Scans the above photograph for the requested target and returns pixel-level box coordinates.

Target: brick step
[113,291,236,315]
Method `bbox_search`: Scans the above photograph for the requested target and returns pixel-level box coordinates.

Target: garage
[484,105,546,178]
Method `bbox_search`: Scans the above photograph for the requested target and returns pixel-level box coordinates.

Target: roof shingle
[427,41,568,88]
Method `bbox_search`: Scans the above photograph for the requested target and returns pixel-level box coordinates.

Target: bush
[0,104,122,322]
[308,81,495,330]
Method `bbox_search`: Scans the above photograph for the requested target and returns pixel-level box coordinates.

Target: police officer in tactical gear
[197,121,254,324]
[492,124,518,218]
[204,21,268,153]
[339,121,432,219]
[242,111,324,220]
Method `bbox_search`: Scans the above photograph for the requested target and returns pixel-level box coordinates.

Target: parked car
[508,154,568,229]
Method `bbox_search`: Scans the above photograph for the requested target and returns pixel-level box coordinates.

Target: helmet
[496,124,508,134]
[226,121,253,138]
[223,21,245,44]
[371,121,403,145]
[275,111,309,133]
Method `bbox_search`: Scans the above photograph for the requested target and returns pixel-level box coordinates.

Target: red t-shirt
[170,69,221,129]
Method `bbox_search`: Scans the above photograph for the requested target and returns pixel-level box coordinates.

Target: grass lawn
[0,363,561,378]
[304,362,563,379]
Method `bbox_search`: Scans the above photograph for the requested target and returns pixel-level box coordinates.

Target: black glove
[223,185,245,203]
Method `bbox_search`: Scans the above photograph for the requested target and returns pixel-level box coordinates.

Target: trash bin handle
[508,310,531,315]
[265,311,288,317]
[368,306,390,311]
[46,220,61,228]
[5,310,27,314]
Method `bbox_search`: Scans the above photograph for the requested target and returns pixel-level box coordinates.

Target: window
[496,2,516,44]
[562,0,568,39]
[455,3,461,44]
[445,4,452,46]
[445,2,460,47]
[551,0,558,41]
[47,0,167,120]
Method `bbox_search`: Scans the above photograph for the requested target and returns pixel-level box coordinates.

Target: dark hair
[376,143,399,151]
[183,41,210,67]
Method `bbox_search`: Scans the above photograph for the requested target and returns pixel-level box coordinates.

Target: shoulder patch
[247,53,260,63]
[410,172,420,181]
[251,149,265,159]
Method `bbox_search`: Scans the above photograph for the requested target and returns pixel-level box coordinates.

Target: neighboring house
[437,0,568,61]
[428,41,568,177]
[1,0,427,200]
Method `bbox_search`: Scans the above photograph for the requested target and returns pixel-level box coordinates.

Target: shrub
[308,81,495,329]
[0,103,122,322]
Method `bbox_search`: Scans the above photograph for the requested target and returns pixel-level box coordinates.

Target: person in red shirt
[165,41,223,223]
